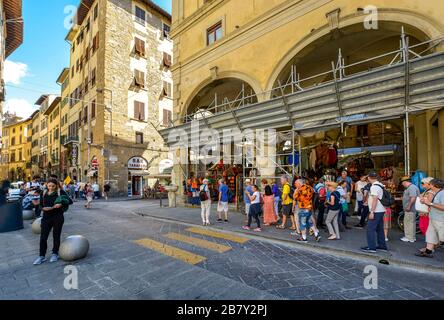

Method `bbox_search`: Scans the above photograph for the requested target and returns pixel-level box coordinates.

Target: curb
[133,210,444,275]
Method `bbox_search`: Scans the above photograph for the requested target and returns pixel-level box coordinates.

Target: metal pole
[405,112,411,175]
[298,134,302,176]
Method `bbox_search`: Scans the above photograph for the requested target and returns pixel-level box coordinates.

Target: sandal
[276,225,286,229]
[289,227,297,231]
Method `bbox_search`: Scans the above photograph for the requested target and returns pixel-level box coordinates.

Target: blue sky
[5,0,172,119]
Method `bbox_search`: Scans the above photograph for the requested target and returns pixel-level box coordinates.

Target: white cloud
[4,98,37,119]
[4,60,29,85]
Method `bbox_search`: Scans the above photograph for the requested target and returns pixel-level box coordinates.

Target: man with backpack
[199,179,211,226]
[271,180,281,222]
[361,171,389,254]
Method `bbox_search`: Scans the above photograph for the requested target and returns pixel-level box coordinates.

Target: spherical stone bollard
[22,210,35,220]
[31,217,42,234]
[59,235,90,261]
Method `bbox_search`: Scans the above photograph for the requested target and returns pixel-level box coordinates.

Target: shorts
[425,219,444,245]
[383,208,392,229]
[298,209,313,231]
[282,204,293,216]
[217,201,229,213]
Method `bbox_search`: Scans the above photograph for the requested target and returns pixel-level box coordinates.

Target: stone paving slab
[0,200,443,300]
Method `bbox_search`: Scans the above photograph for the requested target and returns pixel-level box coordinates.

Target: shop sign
[128,157,148,171]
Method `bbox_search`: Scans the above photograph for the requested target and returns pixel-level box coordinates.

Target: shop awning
[160,51,444,145]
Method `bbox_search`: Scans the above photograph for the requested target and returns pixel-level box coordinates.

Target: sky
[4,0,172,119]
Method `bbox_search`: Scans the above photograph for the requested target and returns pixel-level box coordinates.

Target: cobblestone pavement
[1,200,443,300]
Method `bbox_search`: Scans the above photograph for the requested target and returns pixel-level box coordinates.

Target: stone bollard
[164,185,178,208]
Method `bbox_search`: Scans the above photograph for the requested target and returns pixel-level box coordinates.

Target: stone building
[34,94,58,180]
[163,0,444,198]
[63,0,173,196]
[0,117,32,181]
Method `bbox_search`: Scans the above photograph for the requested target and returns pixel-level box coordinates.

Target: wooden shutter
[91,100,96,118]
[163,109,172,127]
[134,70,144,87]
[163,52,172,67]
[135,38,145,56]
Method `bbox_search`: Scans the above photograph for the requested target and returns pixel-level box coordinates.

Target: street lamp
[96,88,113,183]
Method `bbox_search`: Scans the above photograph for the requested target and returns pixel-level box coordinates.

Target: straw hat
[400,176,411,183]
[326,181,338,188]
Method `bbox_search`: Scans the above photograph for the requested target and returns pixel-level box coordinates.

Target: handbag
[415,197,429,213]
[342,202,349,213]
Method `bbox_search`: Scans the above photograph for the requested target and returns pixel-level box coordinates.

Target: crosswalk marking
[186,227,249,244]
[164,233,232,253]
[133,238,206,265]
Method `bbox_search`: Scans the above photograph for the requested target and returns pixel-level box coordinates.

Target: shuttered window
[134,38,145,56]
[134,70,145,88]
[134,101,145,121]
[163,52,172,68]
[162,81,172,98]
[163,109,172,127]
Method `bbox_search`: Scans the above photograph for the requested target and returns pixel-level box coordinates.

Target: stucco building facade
[165,0,444,196]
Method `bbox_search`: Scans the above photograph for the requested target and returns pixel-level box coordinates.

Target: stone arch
[180,71,263,118]
[265,9,443,98]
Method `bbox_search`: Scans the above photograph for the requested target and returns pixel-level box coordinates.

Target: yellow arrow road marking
[133,238,206,265]
[164,233,232,253]
[186,227,249,244]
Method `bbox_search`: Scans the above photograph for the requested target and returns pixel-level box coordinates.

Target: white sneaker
[400,237,415,243]
[49,254,59,263]
[385,238,389,242]
[33,256,47,265]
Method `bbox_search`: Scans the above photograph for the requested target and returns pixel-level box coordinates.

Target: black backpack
[374,184,395,208]
[199,186,209,201]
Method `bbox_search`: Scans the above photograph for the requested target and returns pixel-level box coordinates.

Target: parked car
[7,181,25,202]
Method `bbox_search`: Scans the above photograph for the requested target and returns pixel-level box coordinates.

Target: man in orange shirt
[293,179,321,243]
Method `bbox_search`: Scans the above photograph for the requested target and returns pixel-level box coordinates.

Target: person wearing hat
[416,179,444,258]
[418,177,435,235]
[400,175,420,243]
[244,179,254,217]
[199,179,211,226]
[361,171,388,253]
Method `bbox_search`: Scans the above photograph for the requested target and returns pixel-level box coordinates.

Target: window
[135,6,146,24]
[135,132,143,144]
[134,101,145,121]
[11,137,15,146]
[92,33,99,53]
[162,81,172,99]
[134,38,146,57]
[94,4,98,20]
[91,100,96,118]
[85,18,90,33]
[54,127,59,140]
[11,152,15,162]
[207,21,223,45]
[19,135,22,144]
[18,149,22,161]
[163,52,172,68]
[134,70,145,88]
[163,23,171,39]
[83,106,88,124]
[76,59,80,72]
[91,68,96,87]
[84,76,89,93]
[163,109,172,127]
[71,67,74,78]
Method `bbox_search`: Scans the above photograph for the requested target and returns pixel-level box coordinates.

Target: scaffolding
[159,30,444,188]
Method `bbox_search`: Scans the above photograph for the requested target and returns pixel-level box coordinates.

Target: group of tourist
[197,169,444,259]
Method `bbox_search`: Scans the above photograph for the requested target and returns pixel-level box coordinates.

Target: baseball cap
[400,176,412,183]
[367,171,378,178]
